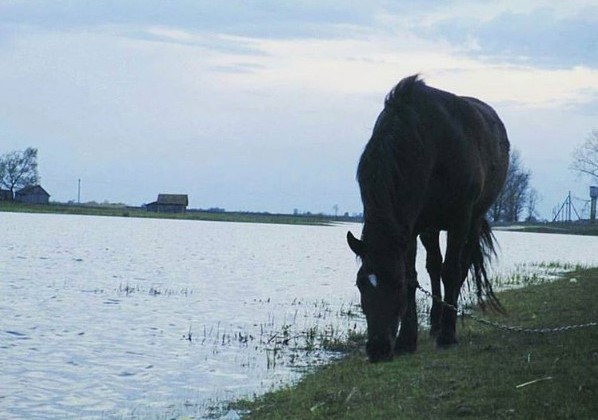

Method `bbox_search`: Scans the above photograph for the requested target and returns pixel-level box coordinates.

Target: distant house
[0,189,13,201]
[15,185,50,204]
[146,194,189,213]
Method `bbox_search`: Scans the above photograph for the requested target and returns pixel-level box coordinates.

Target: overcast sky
[1,1,596,218]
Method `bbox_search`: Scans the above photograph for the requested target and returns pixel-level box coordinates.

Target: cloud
[416,6,598,68]
[566,93,598,116]
[0,0,387,39]
[121,27,269,57]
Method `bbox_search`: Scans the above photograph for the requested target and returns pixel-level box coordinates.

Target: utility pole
[591,186,597,223]
[78,179,81,204]
[552,191,582,222]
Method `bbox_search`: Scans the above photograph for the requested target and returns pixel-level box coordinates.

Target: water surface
[1,213,597,418]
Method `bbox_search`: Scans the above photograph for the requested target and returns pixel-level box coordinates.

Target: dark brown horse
[347,75,509,362]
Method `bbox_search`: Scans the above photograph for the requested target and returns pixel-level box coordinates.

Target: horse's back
[457,95,510,214]
[406,81,509,162]
[403,79,510,222]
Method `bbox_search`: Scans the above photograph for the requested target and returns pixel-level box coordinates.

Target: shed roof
[16,185,50,197]
[156,194,189,206]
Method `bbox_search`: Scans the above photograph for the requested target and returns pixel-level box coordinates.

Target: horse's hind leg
[437,219,470,348]
[396,237,418,354]
[420,230,442,337]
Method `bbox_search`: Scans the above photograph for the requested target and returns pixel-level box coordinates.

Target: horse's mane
[357,75,427,251]
[384,74,425,109]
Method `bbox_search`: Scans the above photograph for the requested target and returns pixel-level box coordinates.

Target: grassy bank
[0,202,356,226]
[234,268,598,419]
[495,223,598,236]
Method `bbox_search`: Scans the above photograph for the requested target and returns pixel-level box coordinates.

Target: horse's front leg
[396,237,418,354]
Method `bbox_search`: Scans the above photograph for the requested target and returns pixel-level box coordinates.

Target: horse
[347,75,510,362]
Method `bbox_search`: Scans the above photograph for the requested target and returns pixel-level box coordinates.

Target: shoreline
[0,202,359,227]
[3,202,598,235]
[494,223,598,236]
[232,267,598,419]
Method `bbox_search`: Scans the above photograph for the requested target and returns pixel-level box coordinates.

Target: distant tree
[0,147,40,195]
[503,150,531,222]
[571,129,598,182]
[525,188,540,222]
[489,191,504,223]
[490,149,531,223]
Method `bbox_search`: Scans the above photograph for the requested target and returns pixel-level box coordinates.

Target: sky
[0,1,597,219]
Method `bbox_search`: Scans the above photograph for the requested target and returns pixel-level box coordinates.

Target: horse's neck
[363,216,409,253]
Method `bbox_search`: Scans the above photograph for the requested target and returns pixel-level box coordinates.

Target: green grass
[496,223,598,236]
[233,268,598,419]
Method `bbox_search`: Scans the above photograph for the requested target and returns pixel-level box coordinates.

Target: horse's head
[347,231,407,362]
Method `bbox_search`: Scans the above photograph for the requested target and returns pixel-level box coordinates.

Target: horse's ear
[347,231,365,256]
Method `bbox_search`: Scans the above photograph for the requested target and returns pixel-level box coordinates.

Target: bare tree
[489,188,505,222]
[571,129,598,182]
[525,187,540,222]
[0,147,40,194]
[490,149,531,223]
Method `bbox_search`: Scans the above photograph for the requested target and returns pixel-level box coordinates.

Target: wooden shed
[0,189,13,201]
[15,185,50,204]
[146,194,189,213]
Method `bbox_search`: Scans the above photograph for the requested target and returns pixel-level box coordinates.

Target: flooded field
[1,213,597,418]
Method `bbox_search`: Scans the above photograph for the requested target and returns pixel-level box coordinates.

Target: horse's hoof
[436,335,458,349]
[395,342,417,355]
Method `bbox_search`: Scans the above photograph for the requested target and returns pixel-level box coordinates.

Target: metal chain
[416,284,598,334]
[416,284,459,312]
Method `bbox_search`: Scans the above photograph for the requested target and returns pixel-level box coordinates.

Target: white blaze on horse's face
[368,274,378,288]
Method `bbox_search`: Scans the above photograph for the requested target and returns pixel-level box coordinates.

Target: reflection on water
[1,213,597,418]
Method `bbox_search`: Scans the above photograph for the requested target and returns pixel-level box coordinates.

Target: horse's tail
[470,217,505,313]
